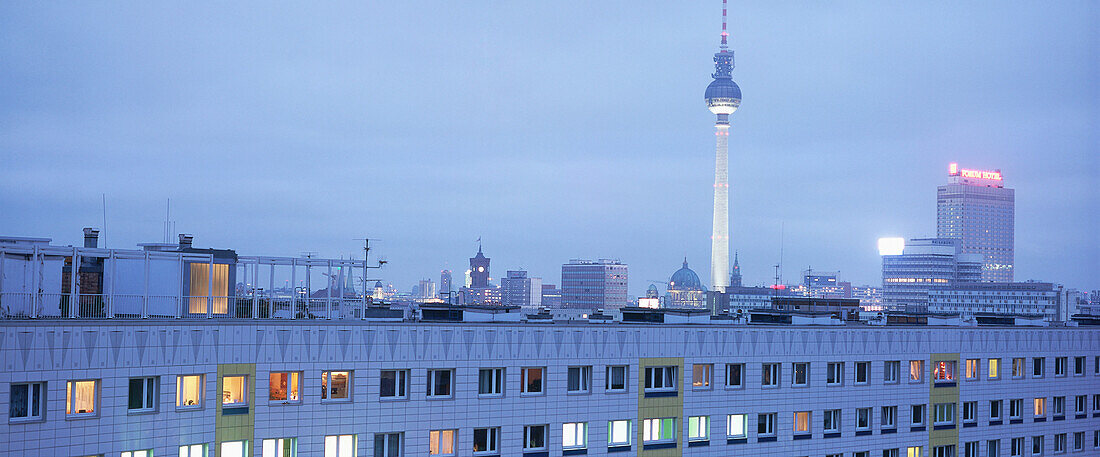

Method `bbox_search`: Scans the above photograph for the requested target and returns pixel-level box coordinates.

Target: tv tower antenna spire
[721,0,728,50]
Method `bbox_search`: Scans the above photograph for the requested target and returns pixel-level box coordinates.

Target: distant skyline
[1,2,1097,295]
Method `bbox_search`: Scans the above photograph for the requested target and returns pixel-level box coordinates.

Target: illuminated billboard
[948,163,1002,181]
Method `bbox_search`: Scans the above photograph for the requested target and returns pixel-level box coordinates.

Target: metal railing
[0,292,374,320]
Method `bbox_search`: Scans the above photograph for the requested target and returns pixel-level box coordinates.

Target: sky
[1,1,1097,296]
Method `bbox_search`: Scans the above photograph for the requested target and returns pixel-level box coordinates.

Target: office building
[882,238,982,312]
[561,259,628,309]
[937,163,1015,282]
[541,284,562,309]
[439,270,453,298]
[929,282,1081,322]
[500,270,542,309]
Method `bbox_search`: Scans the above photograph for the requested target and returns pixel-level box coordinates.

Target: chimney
[178,234,193,250]
[82,227,99,248]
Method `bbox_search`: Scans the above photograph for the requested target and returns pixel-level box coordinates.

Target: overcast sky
[1,1,1097,295]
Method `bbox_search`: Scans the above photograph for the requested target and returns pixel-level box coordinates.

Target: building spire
[712,0,733,79]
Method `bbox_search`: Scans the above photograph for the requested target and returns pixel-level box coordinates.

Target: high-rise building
[415,279,436,300]
[560,259,628,309]
[439,269,452,297]
[937,163,1015,282]
[469,244,490,288]
[881,238,982,311]
[704,0,741,293]
[540,284,562,308]
[500,270,536,308]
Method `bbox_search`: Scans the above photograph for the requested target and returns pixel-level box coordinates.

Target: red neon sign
[949,163,1002,181]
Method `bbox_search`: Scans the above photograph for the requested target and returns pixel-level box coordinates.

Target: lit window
[794,411,811,434]
[66,379,98,417]
[644,366,677,391]
[568,366,592,393]
[691,364,712,389]
[827,362,843,385]
[523,425,548,450]
[856,362,870,384]
[726,414,747,438]
[607,420,631,446]
[1012,358,1025,378]
[605,366,627,392]
[429,430,455,456]
[909,446,923,457]
[642,418,675,443]
[912,404,926,426]
[1034,398,1045,417]
[761,363,780,387]
[179,444,206,457]
[380,370,409,399]
[9,382,45,421]
[177,375,203,408]
[881,406,897,428]
[884,361,900,383]
[933,403,955,425]
[687,416,708,441]
[121,450,152,457]
[792,362,808,386]
[965,359,979,380]
[933,361,956,382]
[262,438,296,457]
[725,363,744,388]
[321,371,351,401]
[989,358,1000,379]
[563,422,587,449]
[222,375,247,407]
[221,440,247,457]
[910,360,924,382]
[521,367,544,394]
[325,434,357,457]
[269,372,300,403]
[472,428,498,454]
[427,369,452,398]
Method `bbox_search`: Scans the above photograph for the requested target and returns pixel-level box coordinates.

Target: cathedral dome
[668,259,704,291]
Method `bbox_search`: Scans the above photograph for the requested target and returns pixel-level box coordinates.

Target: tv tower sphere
[705,78,741,115]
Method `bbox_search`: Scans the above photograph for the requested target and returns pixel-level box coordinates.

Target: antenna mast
[720,0,728,50]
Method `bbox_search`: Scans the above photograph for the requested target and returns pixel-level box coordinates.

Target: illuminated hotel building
[882,238,981,312]
[937,163,1015,282]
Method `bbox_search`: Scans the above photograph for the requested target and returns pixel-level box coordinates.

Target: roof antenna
[101,193,108,248]
[720,0,729,51]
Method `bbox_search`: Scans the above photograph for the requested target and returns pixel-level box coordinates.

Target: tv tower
[705,0,741,293]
